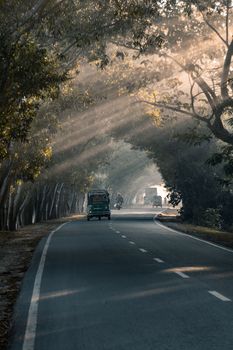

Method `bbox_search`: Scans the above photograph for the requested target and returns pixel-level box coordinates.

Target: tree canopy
[1,0,233,230]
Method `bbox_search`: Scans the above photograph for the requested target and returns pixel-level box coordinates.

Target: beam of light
[108,284,187,301]
[54,95,145,154]
[51,141,111,175]
[34,288,88,302]
[163,266,214,274]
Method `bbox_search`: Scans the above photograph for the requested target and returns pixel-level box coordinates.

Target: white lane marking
[139,248,147,253]
[208,291,231,302]
[174,271,190,279]
[153,258,164,263]
[154,219,233,254]
[116,231,121,234]
[121,235,127,239]
[129,241,136,245]
[22,223,67,350]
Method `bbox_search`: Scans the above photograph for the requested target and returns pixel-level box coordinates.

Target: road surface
[9,209,233,350]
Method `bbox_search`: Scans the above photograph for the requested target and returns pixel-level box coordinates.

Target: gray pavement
[10,209,233,350]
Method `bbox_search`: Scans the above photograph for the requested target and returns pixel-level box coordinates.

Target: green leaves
[175,127,212,146]
[0,33,65,160]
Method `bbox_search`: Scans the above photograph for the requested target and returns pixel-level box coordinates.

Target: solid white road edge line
[154,218,233,254]
[174,271,190,279]
[22,223,67,350]
[139,248,147,253]
[153,258,164,263]
[208,291,231,302]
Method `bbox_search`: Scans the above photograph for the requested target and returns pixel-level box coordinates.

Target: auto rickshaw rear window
[89,194,107,204]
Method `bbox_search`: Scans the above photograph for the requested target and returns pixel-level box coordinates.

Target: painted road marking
[116,231,121,234]
[139,248,147,253]
[174,271,190,279]
[129,241,136,245]
[208,291,231,302]
[154,219,233,254]
[22,223,67,350]
[153,258,164,263]
[121,235,127,238]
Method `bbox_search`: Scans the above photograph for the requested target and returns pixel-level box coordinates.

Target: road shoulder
[158,220,233,250]
[0,215,83,350]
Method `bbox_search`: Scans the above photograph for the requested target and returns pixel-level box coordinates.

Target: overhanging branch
[198,7,228,47]
[221,39,233,99]
[136,99,209,123]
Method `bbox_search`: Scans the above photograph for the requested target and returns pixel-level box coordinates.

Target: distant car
[152,195,162,208]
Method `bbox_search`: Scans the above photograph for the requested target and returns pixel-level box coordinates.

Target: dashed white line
[153,258,164,263]
[116,231,121,234]
[121,235,127,239]
[208,291,231,302]
[139,248,148,253]
[129,241,136,245]
[174,271,190,279]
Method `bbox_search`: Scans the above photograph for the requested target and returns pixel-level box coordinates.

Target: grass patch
[163,222,233,249]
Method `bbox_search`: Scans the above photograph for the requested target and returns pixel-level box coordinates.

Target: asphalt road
[10,209,233,350]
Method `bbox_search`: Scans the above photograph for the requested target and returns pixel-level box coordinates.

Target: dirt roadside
[0,215,83,350]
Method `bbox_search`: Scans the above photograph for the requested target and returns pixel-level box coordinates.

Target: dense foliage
[1,0,233,230]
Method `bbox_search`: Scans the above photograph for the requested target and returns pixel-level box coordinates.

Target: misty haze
[1,1,233,350]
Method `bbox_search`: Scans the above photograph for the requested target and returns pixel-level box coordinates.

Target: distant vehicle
[114,202,122,210]
[143,187,158,205]
[86,190,111,221]
[114,193,124,210]
[152,195,162,208]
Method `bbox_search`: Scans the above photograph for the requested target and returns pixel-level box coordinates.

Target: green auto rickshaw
[86,190,111,221]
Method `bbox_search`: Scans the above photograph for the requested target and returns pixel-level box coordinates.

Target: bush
[201,208,222,229]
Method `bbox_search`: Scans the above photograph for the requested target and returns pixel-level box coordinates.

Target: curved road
[10,209,233,350]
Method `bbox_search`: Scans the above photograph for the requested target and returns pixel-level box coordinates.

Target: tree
[0,0,163,230]
[134,1,233,147]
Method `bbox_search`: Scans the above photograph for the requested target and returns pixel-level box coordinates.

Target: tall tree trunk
[55,183,64,218]
[11,184,22,229]
[49,183,59,219]
[39,184,47,221]
[17,192,30,228]
[6,191,13,230]
[0,161,14,229]
[0,160,13,205]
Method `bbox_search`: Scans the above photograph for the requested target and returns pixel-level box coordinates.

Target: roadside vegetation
[1,0,233,232]
[1,2,233,348]
[165,221,233,250]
